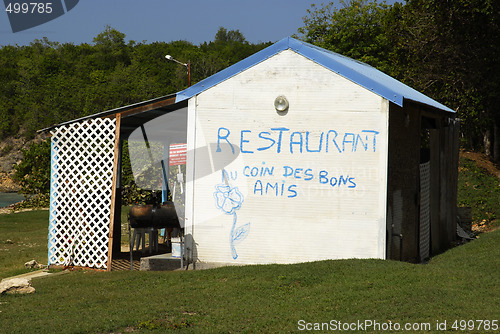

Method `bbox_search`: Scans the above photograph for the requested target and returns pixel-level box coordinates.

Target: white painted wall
[186,50,388,265]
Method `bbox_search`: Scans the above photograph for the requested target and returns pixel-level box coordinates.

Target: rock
[0,172,20,193]
[0,278,35,295]
[25,260,37,268]
[24,260,45,269]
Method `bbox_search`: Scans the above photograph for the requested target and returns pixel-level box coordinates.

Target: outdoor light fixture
[274,95,289,114]
[165,54,191,87]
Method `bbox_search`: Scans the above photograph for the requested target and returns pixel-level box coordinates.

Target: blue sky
[1,0,401,46]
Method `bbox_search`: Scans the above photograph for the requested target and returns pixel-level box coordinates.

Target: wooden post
[113,140,123,255]
[107,114,122,271]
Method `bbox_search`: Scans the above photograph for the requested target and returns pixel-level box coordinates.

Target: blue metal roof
[175,37,454,113]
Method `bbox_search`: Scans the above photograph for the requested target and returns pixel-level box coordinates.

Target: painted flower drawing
[214,184,243,215]
[214,170,250,259]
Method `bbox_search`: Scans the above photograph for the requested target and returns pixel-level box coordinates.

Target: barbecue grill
[129,201,180,229]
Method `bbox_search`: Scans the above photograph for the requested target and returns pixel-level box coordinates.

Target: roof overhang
[38,94,186,135]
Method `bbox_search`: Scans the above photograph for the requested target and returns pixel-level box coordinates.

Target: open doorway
[110,103,188,269]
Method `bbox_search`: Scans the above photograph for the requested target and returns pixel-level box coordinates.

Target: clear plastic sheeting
[127,107,187,191]
[127,140,165,191]
[127,107,188,226]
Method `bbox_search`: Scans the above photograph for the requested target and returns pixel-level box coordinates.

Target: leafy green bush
[13,139,51,196]
[12,193,50,210]
[121,182,162,205]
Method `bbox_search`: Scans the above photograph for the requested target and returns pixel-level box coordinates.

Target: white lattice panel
[48,118,116,269]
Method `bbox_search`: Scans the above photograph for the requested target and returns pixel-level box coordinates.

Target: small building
[43,37,459,270]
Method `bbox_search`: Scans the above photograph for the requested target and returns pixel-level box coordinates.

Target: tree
[0,45,21,137]
[91,25,131,70]
[200,27,271,79]
[393,0,500,159]
[214,27,247,44]
[298,0,395,73]
[299,0,500,159]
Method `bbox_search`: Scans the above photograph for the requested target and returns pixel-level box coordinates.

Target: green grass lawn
[458,156,500,229]
[0,210,49,280]
[0,210,499,333]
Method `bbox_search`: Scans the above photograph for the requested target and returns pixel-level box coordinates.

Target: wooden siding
[387,102,459,262]
[429,119,459,255]
[387,103,421,262]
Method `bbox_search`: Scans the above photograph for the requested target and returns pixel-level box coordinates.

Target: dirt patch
[0,172,20,192]
[460,150,500,180]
